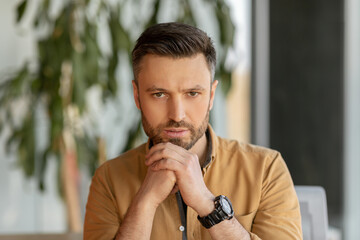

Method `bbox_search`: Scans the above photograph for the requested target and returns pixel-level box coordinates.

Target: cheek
[140,97,166,124]
[186,99,210,122]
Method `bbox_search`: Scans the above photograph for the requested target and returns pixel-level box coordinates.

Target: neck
[189,133,208,167]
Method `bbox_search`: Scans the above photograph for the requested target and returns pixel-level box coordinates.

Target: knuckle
[160,148,170,157]
[183,161,191,171]
[190,153,197,160]
[184,158,192,166]
[163,148,170,155]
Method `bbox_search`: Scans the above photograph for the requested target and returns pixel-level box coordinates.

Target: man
[84,22,302,240]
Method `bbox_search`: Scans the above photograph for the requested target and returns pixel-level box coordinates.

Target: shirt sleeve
[84,163,120,240]
[250,152,303,240]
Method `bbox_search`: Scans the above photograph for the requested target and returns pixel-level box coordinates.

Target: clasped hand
[144,142,214,215]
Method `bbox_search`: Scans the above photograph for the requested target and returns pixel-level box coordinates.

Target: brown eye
[153,92,165,98]
[188,92,199,97]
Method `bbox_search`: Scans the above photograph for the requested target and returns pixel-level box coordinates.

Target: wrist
[132,192,158,214]
[197,195,235,229]
[195,192,215,217]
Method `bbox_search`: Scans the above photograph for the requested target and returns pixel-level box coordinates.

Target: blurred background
[0,0,359,239]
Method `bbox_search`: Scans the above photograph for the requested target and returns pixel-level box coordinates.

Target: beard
[140,109,210,150]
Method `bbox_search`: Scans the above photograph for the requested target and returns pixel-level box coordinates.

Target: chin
[169,139,195,150]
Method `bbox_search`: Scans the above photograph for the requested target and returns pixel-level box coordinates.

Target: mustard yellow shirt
[84,126,302,239]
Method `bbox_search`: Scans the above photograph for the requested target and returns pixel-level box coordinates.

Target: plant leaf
[16,0,28,23]
[38,148,50,191]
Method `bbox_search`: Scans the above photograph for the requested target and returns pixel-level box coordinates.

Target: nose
[168,96,186,122]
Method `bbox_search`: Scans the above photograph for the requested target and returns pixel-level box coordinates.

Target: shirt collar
[203,124,218,170]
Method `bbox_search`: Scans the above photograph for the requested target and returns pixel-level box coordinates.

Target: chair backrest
[295,185,328,240]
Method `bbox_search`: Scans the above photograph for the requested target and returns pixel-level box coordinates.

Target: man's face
[132,53,218,150]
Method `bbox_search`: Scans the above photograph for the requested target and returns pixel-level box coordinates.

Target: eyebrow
[145,85,206,92]
[145,86,167,92]
[187,85,206,91]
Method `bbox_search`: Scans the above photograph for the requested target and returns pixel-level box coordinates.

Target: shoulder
[216,137,292,184]
[94,143,147,180]
[214,136,289,176]
[208,125,280,166]
[216,136,281,162]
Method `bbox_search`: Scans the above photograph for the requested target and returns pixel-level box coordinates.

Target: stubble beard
[140,108,210,150]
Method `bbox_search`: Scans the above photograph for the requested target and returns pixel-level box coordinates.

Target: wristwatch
[197,195,234,229]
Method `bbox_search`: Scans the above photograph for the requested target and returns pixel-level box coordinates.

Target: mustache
[164,120,194,129]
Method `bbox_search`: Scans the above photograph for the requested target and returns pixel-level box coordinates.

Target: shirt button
[179,225,185,232]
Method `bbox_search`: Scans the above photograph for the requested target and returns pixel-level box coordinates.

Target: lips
[163,128,189,138]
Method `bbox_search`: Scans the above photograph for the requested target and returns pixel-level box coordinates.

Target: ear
[209,80,218,110]
[132,80,141,110]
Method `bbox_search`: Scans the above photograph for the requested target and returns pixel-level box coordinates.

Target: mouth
[163,128,189,138]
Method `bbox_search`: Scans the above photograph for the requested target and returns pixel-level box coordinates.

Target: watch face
[221,198,232,214]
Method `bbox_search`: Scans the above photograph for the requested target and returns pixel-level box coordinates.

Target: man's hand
[145,142,215,216]
[115,168,176,240]
[135,167,177,209]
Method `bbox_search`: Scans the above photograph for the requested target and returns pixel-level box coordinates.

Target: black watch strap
[197,195,234,229]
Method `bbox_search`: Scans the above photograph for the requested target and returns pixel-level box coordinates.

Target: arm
[146,142,251,240]
[84,164,120,240]
[115,195,156,240]
[198,196,251,240]
[84,163,176,240]
[205,153,302,240]
[208,217,250,240]
[115,169,176,239]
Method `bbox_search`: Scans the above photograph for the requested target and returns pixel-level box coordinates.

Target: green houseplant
[0,0,235,231]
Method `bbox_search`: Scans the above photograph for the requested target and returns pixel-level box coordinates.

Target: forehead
[137,54,212,89]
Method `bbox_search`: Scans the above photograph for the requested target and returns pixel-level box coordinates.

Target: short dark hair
[132,22,216,83]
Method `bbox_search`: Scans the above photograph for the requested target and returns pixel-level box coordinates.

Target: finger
[151,157,183,173]
[147,142,188,159]
[146,145,186,166]
[146,150,184,166]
